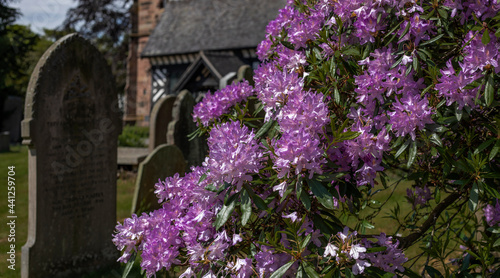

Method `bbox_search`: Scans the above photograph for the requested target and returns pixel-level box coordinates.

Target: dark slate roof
[174,51,246,92]
[142,0,287,57]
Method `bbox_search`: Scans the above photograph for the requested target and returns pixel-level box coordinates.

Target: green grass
[0,145,142,278]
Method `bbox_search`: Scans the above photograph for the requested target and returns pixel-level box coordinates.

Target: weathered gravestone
[237,65,253,85]
[148,95,176,152]
[167,90,208,169]
[131,144,186,214]
[21,34,122,278]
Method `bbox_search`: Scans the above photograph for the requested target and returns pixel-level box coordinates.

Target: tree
[113,1,500,277]
[61,0,131,93]
[0,1,39,131]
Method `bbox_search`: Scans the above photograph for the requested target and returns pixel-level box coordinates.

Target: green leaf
[198,173,208,184]
[398,21,411,41]
[243,184,268,211]
[407,141,417,168]
[395,138,411,158]
[490,140,500,161]
[412,55,419,73]
[390,55,404,69]
[308,179,335,210]
[301,234,312,250]
[337,131,361,141]
[241,189,252,226]
[435,187,441,203]
[437,8,448,19]
[494,238,500,248]
[485,72,494,107]
[455,106,463,121]
[468,182,479,212]
[482,30,491,45]
[344,268,354,278]
[425,266,444,278]
[303,262,320,278]
[296,177,303,199]
[342,47,361,56]
[296,265,306,278]
[254,120,276,139]
[299,189,312,211]
[334,86,340,104]
[430,133,443,147]
[420,33,444,46]
[474,138,495,154]
[281,40,296,50]
[215,193,238,229]
[122,252,136,278]
[270,261,295,278]
[361,220,375,230]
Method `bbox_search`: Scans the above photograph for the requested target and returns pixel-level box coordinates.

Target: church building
[124,0,286,125]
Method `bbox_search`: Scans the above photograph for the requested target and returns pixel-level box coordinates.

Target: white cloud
[10,0,77,33]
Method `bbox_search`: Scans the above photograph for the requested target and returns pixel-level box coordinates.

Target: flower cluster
[436,30,500,109]
[203,121,265,188]
[324,227,371,275]
[363,234,407,274]
[406,185,433,209]
[192,80,254,126]
[113,167,219,277]
[484,200,500,226]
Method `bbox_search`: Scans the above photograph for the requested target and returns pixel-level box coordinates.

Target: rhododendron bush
[114,0,500,277]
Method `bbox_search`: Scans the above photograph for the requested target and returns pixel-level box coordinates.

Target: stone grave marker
[237,65,254,85]
[148,95,176,152]
[167,90,208,169]
[131,144,186,214]
[0,131,10,152]
[21,33,122,278]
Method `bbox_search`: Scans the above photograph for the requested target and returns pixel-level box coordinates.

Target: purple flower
[462,30,500,74]
[255,246,293,278]
[227,258,254,278]
[484,200,500,226]
[193,80,254,126]
[363,233,407,273]
[388,93,434,140]
[277,89,330,135]
[203,121,265,188]
[324,242,339,257]
[406,185,432,209]
[254,62,305,119]
[435,60,479,110]
[353,4,386,44]
[272,131,325,179]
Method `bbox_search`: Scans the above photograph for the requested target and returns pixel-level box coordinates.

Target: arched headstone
[21,34,122,277]
[131,144,186,214]
[167,90,208,169]
[148,95,176,152]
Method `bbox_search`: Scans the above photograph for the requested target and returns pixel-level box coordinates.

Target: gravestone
[131,144,186,214]
[148,95,176,152]
[21,34,122,278]
[167,90,208,169]
[0,132,9,152]
[237,65,253,85]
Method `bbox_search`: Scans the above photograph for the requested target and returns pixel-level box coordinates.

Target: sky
[10,0,77,34]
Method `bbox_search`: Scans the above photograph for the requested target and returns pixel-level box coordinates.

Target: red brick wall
[125,0,164,126]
